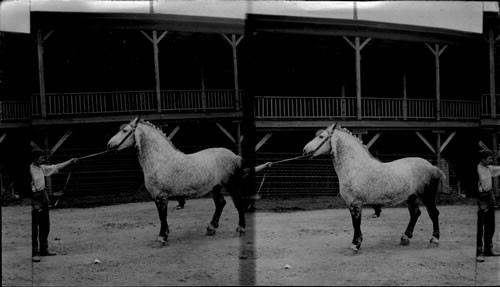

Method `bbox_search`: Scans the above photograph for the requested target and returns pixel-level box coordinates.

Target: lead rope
[53,149,113,207]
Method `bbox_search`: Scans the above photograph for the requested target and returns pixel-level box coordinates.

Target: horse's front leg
[348,203,363,252]
[154,193,169,243]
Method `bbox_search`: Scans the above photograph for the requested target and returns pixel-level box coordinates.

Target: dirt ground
[2,197,499,286]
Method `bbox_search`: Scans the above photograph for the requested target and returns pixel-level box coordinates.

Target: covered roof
[1,1,499,40]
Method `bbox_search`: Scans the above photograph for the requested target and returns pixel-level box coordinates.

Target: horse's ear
[132,115,142,126]
[327,122,337,132]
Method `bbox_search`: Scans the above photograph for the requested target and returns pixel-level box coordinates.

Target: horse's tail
[435,167,446,181]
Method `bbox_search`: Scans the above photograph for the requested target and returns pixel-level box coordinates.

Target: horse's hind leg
[227,183,246,235]
[421,189,440,245]
[154,193,169,244]
[401,194,421,246]
[207,185,226,236]
[348,203,363,252]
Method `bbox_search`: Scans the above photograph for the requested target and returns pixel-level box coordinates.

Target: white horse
[303,123,444,252]
[107,117,247,244]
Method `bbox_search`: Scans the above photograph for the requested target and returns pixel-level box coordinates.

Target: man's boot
[476,247,485,262]
[40,242,56,256]
[32,249,41,263]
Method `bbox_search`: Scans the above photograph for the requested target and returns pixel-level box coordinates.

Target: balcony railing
[0,91,497,122]
[0,101,31,120]
[255,96,480,120]
[28,89,240,117]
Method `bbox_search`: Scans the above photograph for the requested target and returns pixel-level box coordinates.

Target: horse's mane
[335,126,378,160]
[138,119,181,152]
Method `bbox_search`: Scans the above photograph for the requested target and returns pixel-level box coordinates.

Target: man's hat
[31,148,45,160]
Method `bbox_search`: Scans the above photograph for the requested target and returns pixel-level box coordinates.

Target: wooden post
[493,133,498,197]
[237,122,242,156]
[222,34,244,111]
[141,30,167,112]
[37,29,47,118]
[489,29,497,119]
[403,75,408,120]
[341,84,346,119]
[43,129,52,196]
[153,31,162,112]
[201,67,207,111]
[231,34,241,110]
[355,37,362,120]
[426,43,447,121]
[344,36,370,120]
[435,44,441,121]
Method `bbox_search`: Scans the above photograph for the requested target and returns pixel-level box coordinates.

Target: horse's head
[303,123,337,158]
[107,117,141,151]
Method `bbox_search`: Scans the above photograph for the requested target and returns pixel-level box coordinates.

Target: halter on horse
[303,123,444,253]
[107,117,247,244]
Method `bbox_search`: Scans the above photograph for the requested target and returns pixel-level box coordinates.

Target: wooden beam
[140,30,153,43]
[235,35,244,47]
[30,140,42,151]
[49,130,72,156]
[416,132,436,154]
[343,36,355,49]
[439,131,456,153]
[359,38,371,50]
[0,133,6,144]
[255,133,272,152]
[478,140,491,151]
[216,123,236,143]
[167,126,180,140]
[157,31,168,43]
[43,30,54,42]
[366,132,382,149]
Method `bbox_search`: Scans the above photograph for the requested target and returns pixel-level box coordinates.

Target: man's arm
[42,158,77,176]
[488,165,500,177]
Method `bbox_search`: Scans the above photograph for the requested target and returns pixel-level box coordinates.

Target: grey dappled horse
[303,123,444,253]
[107,117,247,244]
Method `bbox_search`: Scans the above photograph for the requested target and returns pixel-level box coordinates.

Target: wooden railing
[29,89,240,117]
[255,96,480,120]
[481,93,500,117]
[0,92,496,122]
[0,101,31,120]
[161,90,236,111]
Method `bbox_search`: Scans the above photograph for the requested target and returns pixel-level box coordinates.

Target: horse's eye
[122,130,127,133]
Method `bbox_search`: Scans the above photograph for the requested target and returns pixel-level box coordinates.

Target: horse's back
[190,147,242,177]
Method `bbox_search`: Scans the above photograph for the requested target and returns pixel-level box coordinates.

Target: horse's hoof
[349,244,359,254]
[429,237,439,245]
[206,226,216,236]
[157,236,167,244]
[371,213,379,218]
[400,235,410,246]
[236,226,246,236]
